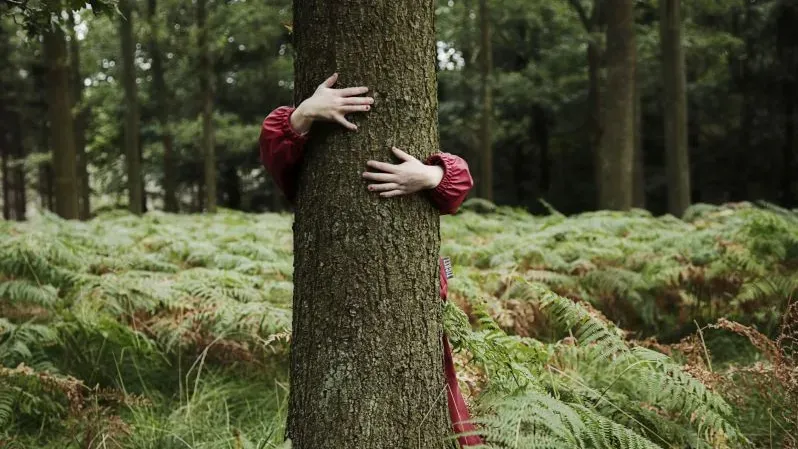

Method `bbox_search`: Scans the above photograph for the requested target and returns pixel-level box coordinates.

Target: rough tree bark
[69,12,90,220]
[289,1,451,448]
[660,0,691,216]
[197,0,216,213]
[597,0,635,210]
[478,0,493,201]
[147,0,177,212]
[120,0,143,215]
[43,20,79,219]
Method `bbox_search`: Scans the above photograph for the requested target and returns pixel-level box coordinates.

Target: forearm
[289,103,314,135]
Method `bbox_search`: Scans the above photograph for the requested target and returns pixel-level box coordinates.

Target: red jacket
[259,106,482,447]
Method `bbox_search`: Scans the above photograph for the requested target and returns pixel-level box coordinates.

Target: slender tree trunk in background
[777,3,797,207]
[37,165,52,211]
[69,12,90,220]
[221,165,241,209]
[12,117,26,220]
[197,0,216,213]
[196,175,205,212]
[586,0,602,204]
[139,139,148,212]
[148,0,178,213]
[43,23,79,220]
[730,7,752,202]
[478,0,493,201]
[660,0,690,216]
[461,0,479,188]
[120,0,143,215]
[633,73,645,208]
[290,1,450,448]
[535,106,550,196]
[0,22,9,220]
[597,0,635,210]
[515,142,527,206]
[2,130,10,220]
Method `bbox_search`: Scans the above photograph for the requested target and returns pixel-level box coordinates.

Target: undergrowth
[1,202,795,448]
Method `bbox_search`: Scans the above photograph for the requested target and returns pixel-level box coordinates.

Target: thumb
[322,72,338,88]
[392,146,415,162]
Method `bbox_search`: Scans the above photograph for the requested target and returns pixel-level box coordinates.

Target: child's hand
[291,73,374,133]
[362,147,444,198]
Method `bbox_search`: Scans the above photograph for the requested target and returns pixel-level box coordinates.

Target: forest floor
[1,201,796,448]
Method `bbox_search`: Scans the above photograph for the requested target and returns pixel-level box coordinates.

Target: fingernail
[365,106,370,110]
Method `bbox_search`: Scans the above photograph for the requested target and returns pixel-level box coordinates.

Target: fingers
[366,160,400,173]
[380,190,406,198]
[341,96,374,106]
[368,183,400,192]
[322,73,338,88]
[337,86,369,97]
[391,146,415,162]
[362,171,396,182]
[335,114,358,131]
[340,104,371,113]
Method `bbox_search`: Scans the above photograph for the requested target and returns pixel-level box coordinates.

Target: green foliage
[441,202,797,337]
[1,0,119,34]
[2,205,794,448]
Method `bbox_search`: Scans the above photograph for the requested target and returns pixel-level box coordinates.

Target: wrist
[425,164,444,189]
[290,103,314,135]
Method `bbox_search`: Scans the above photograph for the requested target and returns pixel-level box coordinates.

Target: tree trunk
[2,128,9,220]
[478,0,493,201]
[290,1,450,448]
[69,12,90,220]
[147,0,178,213]
[730,6,752,202]
[38,164,53,211]
[777,2,797,207]
[197,0,216,213]
[597,0,635,210]
[587,0,602,206]
[222,164,241,209]
[120,0,143,215]
[660,0,690,216]
[43,22,79,220]
[535,106,550,196]
[12,116,26,220]
[633,74,645,208]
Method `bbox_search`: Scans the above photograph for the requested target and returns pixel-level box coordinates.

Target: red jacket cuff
[282,107,310,144]
[425,153,474,215]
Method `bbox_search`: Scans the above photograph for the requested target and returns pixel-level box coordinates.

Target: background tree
[69,12,91,219]
[660,0,691,216]
[597,0,635,210]
[478,0,494,201]
[289,0,450,447]
[43,17,80,219]
[119,0,142,214]
[147,0,177,212]
[197,0,216,213]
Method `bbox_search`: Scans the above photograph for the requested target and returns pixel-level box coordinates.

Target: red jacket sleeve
[259,106,308,202]
[425,152,474,215]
